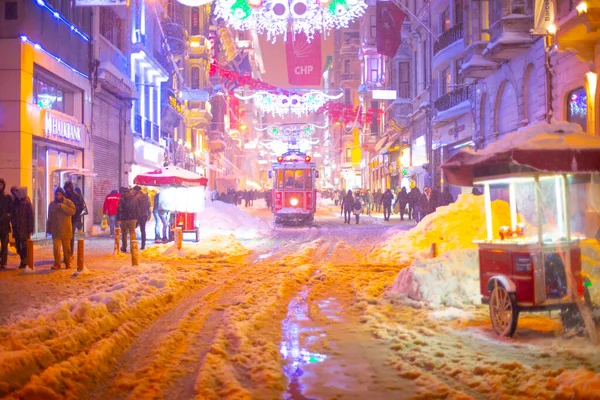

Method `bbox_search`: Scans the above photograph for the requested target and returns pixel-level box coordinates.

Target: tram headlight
[290,198,299,206]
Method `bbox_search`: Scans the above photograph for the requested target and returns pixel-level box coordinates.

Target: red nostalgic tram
[269,150,318,224]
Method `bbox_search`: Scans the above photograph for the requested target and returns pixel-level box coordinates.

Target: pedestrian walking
[133,186,150,250]
[374,190,383,213]
[47,188,76,269]
[103,189,121,237]
[117,187,139,253]
[380,189,394,221]
[153,191,169,243]
[63,181,84,263]
[366,190,373,216]
[0,178,12,269]
[10,186,33,269]
[394,187,409,220]
[408,187,421,220]
[352,193,363,224]
[340,190,354,224]
[419,186,438,220]
[439,187,454,207]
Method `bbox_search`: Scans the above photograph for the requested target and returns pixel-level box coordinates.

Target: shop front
[31,109,89,238]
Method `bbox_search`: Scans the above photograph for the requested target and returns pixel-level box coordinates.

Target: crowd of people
[336,186,456,224]
[210,189,272,208]
[0,178,87,270]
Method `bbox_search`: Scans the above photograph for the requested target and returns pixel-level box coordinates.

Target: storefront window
[567,87,587,132]
[33,76,65,113]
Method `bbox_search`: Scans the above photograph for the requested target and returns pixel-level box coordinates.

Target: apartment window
[454,0,463,25]
[344,59,350,74]
[455,58,464,86]
[369,57,379,83]
[191,66,200,89]
[370,14,377,38]
[144,86,151,123]
[344,88,352,105]
[100,8,123,51]
[398,62,410,98]
[441,7,450,32]
[422,39,428,90]
[480,0,490,41]
[441,67,451,95]
[371,100,379,134]
[33,76,65,113]
[567,87,587,132]
[346,147,352,161]
[191,7,200,36]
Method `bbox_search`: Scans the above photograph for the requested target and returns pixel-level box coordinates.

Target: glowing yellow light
[576,2,587,14]
[240,123,248,131]
[547,24,557,35]
[586,71,597,106]
[290,198,299,206]
[190,41,200,48]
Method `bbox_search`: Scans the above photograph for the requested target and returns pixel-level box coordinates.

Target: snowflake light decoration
[214,0,367,42]
[235,90,343,117]
[261,124,316,139]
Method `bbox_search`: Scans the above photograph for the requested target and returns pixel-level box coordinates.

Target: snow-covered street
[1,198,599,399]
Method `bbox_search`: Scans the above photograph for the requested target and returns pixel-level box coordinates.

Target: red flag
[376,1,406,57]
[286,32,322,86]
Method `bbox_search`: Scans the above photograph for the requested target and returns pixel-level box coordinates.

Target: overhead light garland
[35,0,90,42]
[214,0,367,42]
[257,124,316,139]
[20,36,88,79]
[235,90,343,117]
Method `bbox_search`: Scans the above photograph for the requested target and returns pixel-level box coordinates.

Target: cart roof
[133,166,208,187]
[441,121,600,186]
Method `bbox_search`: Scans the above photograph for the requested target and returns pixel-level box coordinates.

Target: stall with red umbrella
[134,166,208,242]
[441,122,600,340]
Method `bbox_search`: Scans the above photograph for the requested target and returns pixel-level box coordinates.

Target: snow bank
[199,200,272,240]
[141,234,250,260]
[386,249,480,308]
[372,193,511,264]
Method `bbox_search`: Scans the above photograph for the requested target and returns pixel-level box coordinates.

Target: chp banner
[532,0,555,35]
[376,0,406,57]
[286,32,322,86]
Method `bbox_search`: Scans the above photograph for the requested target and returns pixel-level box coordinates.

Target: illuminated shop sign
[43,110,82,144]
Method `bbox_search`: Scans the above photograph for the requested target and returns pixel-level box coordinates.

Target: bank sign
[43,110,82,145]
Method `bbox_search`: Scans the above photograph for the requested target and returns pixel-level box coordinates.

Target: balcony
[134,114,142,135]
[434,24,464,56]
[208,131,226,152]
[433,86,474,126]
[186,107,212,128]
[153,124,160,142]
[556,2,600,63]
[484,14,534,61]
[340,72,360,85]
[432,24,465,73]
[97,36,134,97]
[461,42,499,79]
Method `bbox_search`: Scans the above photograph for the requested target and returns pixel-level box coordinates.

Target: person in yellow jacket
[47,187,76,269]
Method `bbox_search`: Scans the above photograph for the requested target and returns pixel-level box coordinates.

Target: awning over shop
[134,165,208,187]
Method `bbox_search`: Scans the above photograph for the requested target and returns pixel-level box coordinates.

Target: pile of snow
[386,249,480,308]
[372,193,511,264]
[141,234,250,259]
[198,200,271,240]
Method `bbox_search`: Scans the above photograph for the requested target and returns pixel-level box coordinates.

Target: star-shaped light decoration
[215,0,367,42]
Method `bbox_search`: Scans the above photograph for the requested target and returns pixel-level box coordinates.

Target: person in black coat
[117,188,139,253]
[10,186,34,269]
[439,187,455,207]
[0,178,13,269]
[408,187,421,220]
[133,186,150,250]
[419,186,438,219]
[63,181,84,259]
[394,187,409,220]
[340,190,354,224]
[380,189,394,221]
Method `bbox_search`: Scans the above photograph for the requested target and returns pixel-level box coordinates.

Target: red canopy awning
[133,166,208,187]
[442,122,600,187]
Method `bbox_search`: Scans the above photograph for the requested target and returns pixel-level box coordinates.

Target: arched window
[480,92,489,139]
[191,66,200,89]
[496,81,518,134]
[567,87,587,132]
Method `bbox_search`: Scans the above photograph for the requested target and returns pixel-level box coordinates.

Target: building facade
[0,0,93,237]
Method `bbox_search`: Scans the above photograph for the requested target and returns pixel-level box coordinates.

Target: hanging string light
[256,124,317,139]
[214,0,367,43]
[235,90,343,117]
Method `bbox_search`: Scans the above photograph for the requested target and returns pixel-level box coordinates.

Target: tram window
[295,170,305,189]
[277,170,284,189]
[285,170,295,188]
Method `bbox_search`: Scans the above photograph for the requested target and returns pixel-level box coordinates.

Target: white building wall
[551,49,589,125]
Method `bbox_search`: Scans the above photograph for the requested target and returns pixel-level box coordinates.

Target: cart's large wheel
[489,284,519,337]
